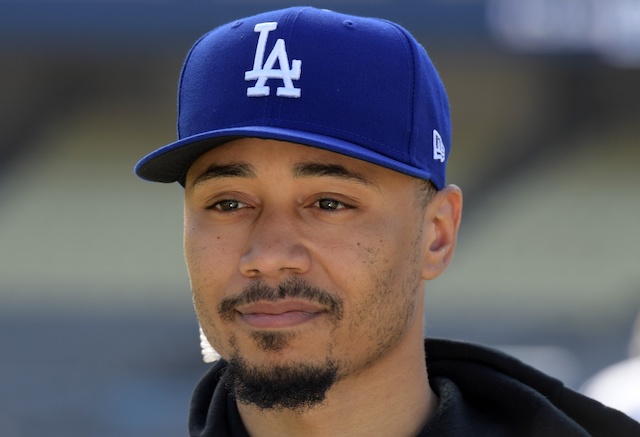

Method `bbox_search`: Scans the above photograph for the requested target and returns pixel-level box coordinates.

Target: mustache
[218,277,344,322]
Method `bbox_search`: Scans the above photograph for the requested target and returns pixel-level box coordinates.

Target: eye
[315,198,348,211]
[209,199,248,211]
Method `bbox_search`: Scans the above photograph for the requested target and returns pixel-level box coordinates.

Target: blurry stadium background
[1,0,639,435]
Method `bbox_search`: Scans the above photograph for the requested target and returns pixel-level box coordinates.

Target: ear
[420,185,463,280]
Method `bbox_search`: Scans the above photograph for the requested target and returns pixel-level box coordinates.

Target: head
[135,7,462,412]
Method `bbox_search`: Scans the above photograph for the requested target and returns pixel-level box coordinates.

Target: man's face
[184,138,431,408]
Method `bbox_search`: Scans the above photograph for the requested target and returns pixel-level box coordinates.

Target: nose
[238,208,312,279]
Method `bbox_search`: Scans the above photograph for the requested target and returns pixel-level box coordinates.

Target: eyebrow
[189,161,378,190]
[292,162,378,189]
[190,163,256,189]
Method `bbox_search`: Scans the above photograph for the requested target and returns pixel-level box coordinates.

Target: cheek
[315,231,399,304]
[185,225,237,354]
[351,222,404,268]
[344,221,423,303]
[354,240,384,267]
[184,223,235,294]
[185,212,237,264]
[184,228,209,284]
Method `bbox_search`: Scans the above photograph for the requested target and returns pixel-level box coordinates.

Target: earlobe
[421,185,463,280]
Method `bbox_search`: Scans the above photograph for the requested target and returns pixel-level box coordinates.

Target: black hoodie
[189,338,640,436]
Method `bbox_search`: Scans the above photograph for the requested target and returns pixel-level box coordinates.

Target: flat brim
[134,126,439,187]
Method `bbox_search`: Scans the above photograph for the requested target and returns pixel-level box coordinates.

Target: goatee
[225,355,339,412]
[218,277,343,411]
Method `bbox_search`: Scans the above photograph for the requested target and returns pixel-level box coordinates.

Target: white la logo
[433,130,446,163]
[245,22,302,98]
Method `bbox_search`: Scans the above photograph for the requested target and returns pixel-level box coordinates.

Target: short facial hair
[219,277,343,411]
[218,277,343,323]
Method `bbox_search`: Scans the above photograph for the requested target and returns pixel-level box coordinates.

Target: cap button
[342,20,355,29]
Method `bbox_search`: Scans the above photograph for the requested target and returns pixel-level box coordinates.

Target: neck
[237,321,435,437]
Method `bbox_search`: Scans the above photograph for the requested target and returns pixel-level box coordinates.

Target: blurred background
[1,0,639,435]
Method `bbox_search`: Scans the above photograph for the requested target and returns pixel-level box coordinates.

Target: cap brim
[134,127,437,186]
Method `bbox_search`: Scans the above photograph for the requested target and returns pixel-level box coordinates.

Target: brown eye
[316,198,346,210]
[211,199,245,211]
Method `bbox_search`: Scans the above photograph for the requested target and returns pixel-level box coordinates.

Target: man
[135,7,640,436]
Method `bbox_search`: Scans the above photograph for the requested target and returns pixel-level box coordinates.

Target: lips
[236,300,325,329]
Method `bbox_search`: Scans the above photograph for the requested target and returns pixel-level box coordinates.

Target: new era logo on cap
[134,7,451,190]
[245,22,302,98]
[433,130,445,163]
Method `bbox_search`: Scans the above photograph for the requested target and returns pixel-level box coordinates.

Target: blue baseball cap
[134,7,451,189]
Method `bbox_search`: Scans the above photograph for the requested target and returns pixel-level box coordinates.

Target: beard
[225,355,339,412]
[218,277,343,411]
[204,242,423,413]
